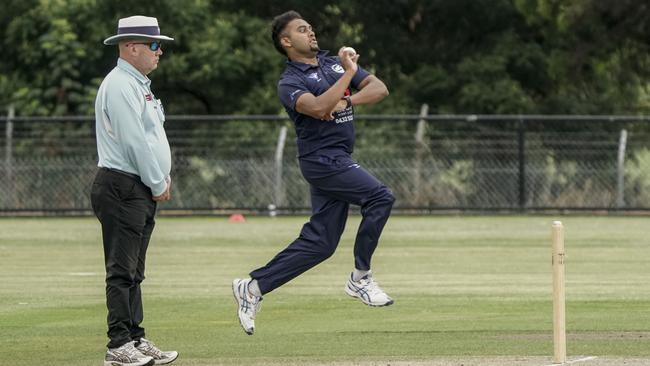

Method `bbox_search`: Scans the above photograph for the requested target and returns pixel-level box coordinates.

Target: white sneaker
[104,341,154,366]
[232,278,263,335]
[136,338,178,365]
[345,272,394,307]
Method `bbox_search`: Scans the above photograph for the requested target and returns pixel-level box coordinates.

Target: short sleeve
[278,74,309,111]
[351,65,371,90]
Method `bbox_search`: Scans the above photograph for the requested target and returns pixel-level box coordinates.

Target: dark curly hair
[271,10,303,56]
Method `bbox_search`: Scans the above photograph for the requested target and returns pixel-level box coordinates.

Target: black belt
[100,167,141,180]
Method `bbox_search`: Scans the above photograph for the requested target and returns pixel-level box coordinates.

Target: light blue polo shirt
[95,58,171,196]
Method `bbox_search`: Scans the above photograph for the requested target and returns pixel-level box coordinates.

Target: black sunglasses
[130,41,162,51]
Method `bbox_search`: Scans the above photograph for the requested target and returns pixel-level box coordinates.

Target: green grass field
[1,216,650,365]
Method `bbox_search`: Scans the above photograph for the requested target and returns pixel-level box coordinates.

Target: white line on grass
[67,272,97,276]
[542,356,598,366]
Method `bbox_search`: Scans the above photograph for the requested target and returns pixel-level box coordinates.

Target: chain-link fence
[2,112,650,214]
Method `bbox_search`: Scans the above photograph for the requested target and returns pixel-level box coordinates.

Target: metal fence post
[273,125,288,213]
[616,129,628,208]
[414,104,429,205]
[517,118,526,210]
[5,105,15,208]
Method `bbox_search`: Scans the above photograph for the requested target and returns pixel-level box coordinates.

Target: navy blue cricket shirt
[277,50,370,158]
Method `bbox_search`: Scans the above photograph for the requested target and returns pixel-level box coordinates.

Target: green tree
[1,0,650,116]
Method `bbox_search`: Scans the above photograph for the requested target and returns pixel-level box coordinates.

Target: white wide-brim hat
[104,15,174,45]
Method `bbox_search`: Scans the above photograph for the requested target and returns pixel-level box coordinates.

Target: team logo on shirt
[307,72,322,82]
[331,64,345,73]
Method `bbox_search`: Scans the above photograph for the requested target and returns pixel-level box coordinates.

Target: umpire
[91,15,177,366]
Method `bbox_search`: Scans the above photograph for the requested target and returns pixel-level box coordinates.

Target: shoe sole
[154,352,179,365]
[232,279,255,335]
[104,358,155,366]
[345,285,394,307]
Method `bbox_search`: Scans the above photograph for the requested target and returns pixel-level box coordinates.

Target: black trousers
[250,152,395,294]
[90,168,157,349]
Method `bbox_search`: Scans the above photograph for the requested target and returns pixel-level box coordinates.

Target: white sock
[352,269,370,282]
[248,279,262,297]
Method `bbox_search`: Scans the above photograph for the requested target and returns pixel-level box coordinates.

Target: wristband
[344,96,352,109]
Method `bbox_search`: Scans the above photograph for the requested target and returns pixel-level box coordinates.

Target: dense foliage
[1,0,649,116]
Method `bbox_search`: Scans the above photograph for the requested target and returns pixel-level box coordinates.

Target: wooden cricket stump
[552,221,566,364]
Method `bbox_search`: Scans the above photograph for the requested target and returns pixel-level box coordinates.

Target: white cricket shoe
[232,278,263,335]
[104,341,154,366]
[136,338,178,365]
[345,272,394,307]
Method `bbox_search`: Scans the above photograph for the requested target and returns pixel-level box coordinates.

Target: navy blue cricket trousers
[250,151,395,295]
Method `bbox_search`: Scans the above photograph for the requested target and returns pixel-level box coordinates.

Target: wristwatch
[344,95,353,109]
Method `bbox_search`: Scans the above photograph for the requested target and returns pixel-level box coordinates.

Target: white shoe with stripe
[104,341,154,366]
[136,338,178,365]
[232,278,263,335]
[345,272,394,307]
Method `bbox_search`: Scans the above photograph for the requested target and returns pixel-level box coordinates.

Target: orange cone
[228,213,246,223]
